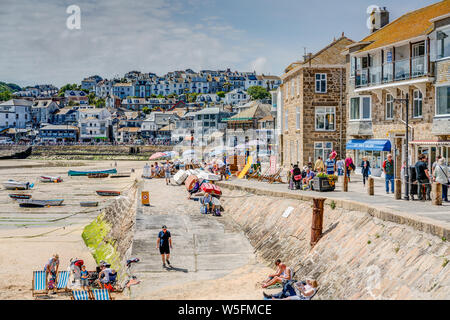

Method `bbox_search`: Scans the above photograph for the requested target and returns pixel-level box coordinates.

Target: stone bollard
[368,177,374,196]
[395,179,402,200]
[432,182,442,206]
[343,166,348,192]
[311,198,326,246]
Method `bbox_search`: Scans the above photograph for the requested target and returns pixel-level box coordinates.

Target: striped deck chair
[32,271,48,297]
[92,288,114,300]
[56,271,70,293]
[71,289,91,300]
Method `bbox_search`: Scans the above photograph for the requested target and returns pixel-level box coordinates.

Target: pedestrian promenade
[217,174,450,239]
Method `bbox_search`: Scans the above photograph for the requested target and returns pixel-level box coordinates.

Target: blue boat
[68,169,117,176]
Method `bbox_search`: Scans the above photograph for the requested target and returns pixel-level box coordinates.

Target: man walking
[382,154,395,194]
[325,153,336,175]
[415,154,431,201]
[157,225,172,267]
[164,160,171,185]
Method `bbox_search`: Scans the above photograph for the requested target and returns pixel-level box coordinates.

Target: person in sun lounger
[261,259,293,288]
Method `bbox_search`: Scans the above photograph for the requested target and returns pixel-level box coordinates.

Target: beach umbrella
[149,152,168,160]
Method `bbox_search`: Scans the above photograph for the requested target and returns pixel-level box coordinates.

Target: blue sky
[0,0,439,87]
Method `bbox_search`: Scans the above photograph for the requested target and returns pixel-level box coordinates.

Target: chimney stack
[370,7,389,33]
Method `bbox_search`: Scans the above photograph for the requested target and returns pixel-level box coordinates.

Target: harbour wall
[220,186,450,299]
[82,180,139,282]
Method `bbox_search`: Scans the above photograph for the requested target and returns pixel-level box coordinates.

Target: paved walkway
[217,174,450,233]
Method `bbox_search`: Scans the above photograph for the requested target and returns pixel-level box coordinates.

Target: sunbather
[263,279,318,300]
[261,259,293,288]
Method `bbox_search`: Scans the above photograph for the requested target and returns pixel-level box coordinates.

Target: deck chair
[71,289,91,300]
[91,288,114,300]
[268,168,285,184]
[32,271,48,297]
[260,168,281,182]
[247,169,261,180]
[257,167,270,181]
[56,271,70,293]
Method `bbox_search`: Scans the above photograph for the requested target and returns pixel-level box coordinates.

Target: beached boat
[2,180,34,190]
[17,199,64,207]
[40,175,63,183]
[80,201,99,207]
[88,173,109,178]
[110,173,131,178]
[96,190,121,196]
[68,169,117,176]
[9,194,32,200]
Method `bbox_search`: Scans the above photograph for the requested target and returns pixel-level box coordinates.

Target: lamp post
[394,93,409,201]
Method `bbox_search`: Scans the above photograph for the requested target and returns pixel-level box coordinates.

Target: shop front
[346,139,392,177]
[410,140,450,168]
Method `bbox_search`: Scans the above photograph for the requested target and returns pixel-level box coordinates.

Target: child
[80,265,89,290]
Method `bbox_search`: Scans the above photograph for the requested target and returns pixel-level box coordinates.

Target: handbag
[294,175,302,181]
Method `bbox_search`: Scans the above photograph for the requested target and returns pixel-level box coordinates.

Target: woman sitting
[264,279,318,300]
[261,259,293,288]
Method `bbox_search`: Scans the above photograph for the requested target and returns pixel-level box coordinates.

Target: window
[413,90,423,118]
[314,142,333,161]
[437,27,450,59]
[350,96,371,120]
[315,107,335,131]
[296,107,300,130]
[291,80,295,98]
[386,94,394,120]
[284,109,288,131]
[436,86,450,116]
[315,74,327,93]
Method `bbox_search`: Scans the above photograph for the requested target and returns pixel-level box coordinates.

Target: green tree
[0,91,12,102]
[95,98,105,108]
[247,86,271,101]
[217,91,225,98]
[223,82,231,92]
[142,106,150,114]
[88,92,96,104]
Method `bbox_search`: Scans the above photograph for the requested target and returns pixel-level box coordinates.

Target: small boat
[40,175,63,183]
[68,169,117,176]
[2,180,34,190]
[80,201,99,207]
[110,173,131,178]
[17,199,64,207]
[96,190,121,196]
[88,173,109,178]
[9,194,32,200]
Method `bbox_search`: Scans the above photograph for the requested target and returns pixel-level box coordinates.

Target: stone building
[343,1,450,177]
[280,35,354,168]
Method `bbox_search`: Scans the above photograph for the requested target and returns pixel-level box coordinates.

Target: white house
[224,89,250,105]
[78,108,112,142]
[0,99,32,129]
[31,99,59,127]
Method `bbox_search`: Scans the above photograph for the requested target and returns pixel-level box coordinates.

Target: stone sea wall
[222,189,450,299]
[82,180,139,281]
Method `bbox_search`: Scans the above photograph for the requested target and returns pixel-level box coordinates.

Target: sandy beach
[0,159,276,300]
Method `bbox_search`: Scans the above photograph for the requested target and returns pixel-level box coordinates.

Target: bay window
[436,86,450,116]
[350,96,371,120]
[437,27,450,59]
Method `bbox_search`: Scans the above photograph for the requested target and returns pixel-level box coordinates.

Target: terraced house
[280,35,354,168]
[344,1,450,177]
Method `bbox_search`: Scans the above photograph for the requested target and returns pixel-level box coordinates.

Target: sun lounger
[71,289,91,300]
[91,288,114,300]
[32,271,48,297]
[267,168,284,184]
[56,271,70,293]
[257,168,270,181]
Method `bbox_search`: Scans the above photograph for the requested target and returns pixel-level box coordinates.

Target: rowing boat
[40,175,63,183]
[88,173,109,178]
[96,190,121,196]
[2,180,34,190]
[110,173,131,178]
[9,194,32,200]
[80,201,99,207]
[68,169,117,176]
[17,199,64,207]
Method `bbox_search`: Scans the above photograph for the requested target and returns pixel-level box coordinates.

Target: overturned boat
[9,193,32,200]
[96,190,121,196]
[2,180,34,190]
[68,169,117,176]
[17,199,64,207]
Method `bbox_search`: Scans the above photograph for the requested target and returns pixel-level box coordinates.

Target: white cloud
[250,57,268,74]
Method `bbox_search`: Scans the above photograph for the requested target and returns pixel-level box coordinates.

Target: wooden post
[311,198,326,246]
[368,177,374,196]
[395,179,402,200]
[432,182,442,206]
[343,165,348,192]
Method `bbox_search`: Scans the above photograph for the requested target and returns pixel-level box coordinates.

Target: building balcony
[354,55,431,90]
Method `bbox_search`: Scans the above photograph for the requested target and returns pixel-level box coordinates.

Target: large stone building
[280,35,354,168]
[343,1,450,177]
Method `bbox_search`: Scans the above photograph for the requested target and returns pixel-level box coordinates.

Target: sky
[0,0,440,87]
